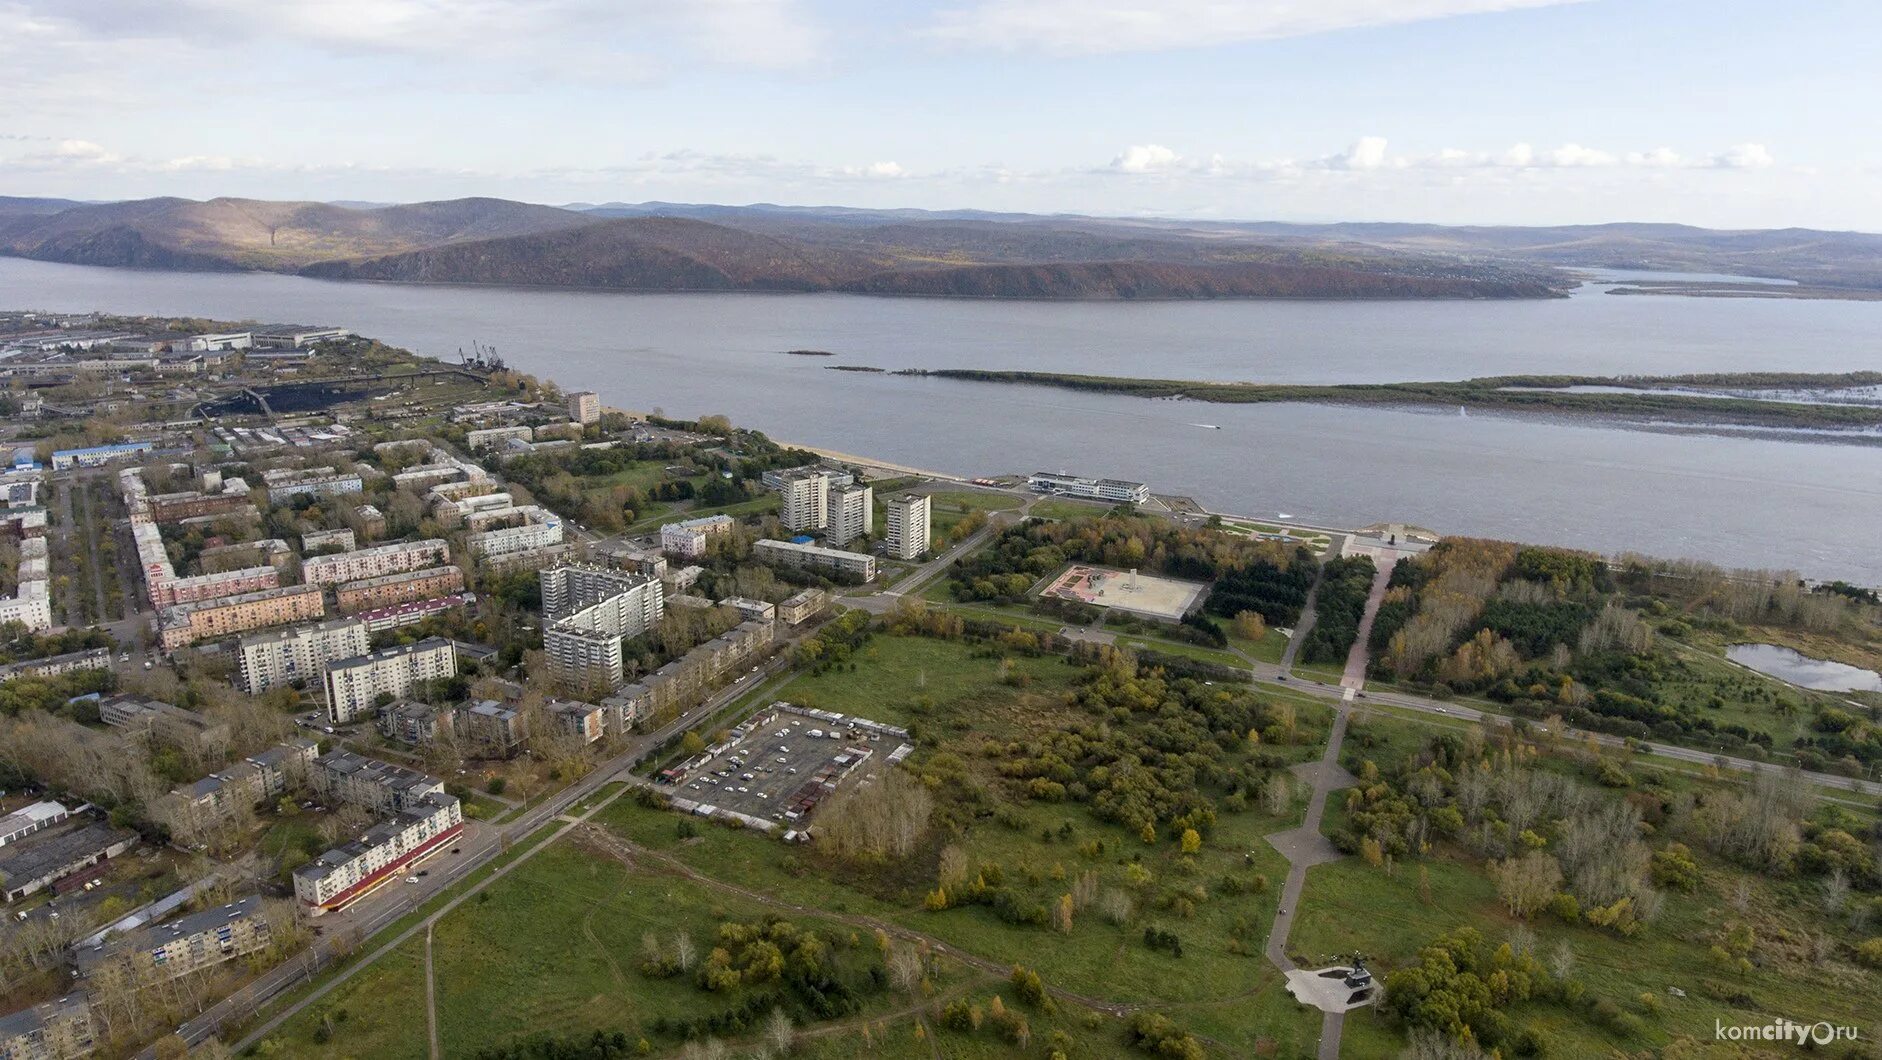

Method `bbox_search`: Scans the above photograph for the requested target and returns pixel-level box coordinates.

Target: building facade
[885,493,932,561]
[568,390,600,425]
[1026,471,1150,504]
[322,638,458,725]
[292,794,462,914]
[236,618,370,695]
[157,584,326,650]
[776,468,829,533]
[752,538,877,581]
[659,513,733,558]
[335,565,465,613]
[302,539,450,586]
[826,483,873,547]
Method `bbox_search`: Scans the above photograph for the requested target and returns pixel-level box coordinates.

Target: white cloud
[928,0,1587,55]
[846,161,907,179]
[1332,136,1391,170]
[1713,143,1774,169]
[1111,144,1181,173]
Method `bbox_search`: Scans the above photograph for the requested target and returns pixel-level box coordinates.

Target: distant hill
[7,193,1879,298]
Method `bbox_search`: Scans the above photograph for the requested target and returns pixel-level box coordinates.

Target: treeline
[948,514,1311,625]
[1298,556,1375,665]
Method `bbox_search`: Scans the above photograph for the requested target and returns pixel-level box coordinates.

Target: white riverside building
[826,483,873,547]
[885,493,932,561]
[322,638,458,725]
[541,564,664,692]
[236,617,370,695]
[1026,471,1150,505]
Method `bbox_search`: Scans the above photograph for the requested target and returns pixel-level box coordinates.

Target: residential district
[0,310,1877,1060]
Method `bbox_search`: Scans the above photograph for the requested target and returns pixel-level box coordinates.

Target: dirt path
[423,924,441,1060]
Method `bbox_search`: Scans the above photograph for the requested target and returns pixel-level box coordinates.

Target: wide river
[4,257,1881,582]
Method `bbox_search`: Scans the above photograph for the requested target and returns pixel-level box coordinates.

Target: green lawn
[267,939,430,1059]
[624,493,780,534]
[771,632,1082,728]
[1030,497,1114,521]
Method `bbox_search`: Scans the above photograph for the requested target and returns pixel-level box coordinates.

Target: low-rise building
[0,648,110,685]
[776,588,829,625]
[293,794,462,914]
[97,696,230,752]
[335,565,465,613]
[380,700,455,746]
[50,442,154,470]
[354,594,470,633]
[302,539,450,586]
[0,994,94,1060]
[323,638,457,725]
[300,527,356,553]
[261,466,364,503]
[659,514,734,558]
[151,565,280,609]
[76,895,272,991]
[607,619,776,727]
[466,506,562,558]
[458,700,529,758]
[0,823,138,903]
[753,538,877,581]
[310,750,445,815]
[1027,471,1150,505]
[546,699,608,745]
[0,802,70,849]
[466,425,533,450]
[236,618,370,695]
[718,596,775,622]
[157,583,326,650]
[149,740,318,844]
[145,490,252,523]
[252,324,351,348]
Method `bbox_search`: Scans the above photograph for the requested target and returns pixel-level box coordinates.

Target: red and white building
[291,793,462,915]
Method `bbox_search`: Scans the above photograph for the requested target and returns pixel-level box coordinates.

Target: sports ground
[1040,563,1207,620]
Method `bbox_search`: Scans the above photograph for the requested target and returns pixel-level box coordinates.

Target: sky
[1,0,1878,229]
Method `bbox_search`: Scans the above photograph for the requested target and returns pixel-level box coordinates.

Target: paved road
[840,497,1032,614]
[146,649,802,1056]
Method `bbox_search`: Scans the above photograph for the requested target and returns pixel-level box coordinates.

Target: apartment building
[380,700,454,746]
[0,647,110,685]
[885,493,932,561]
[540,565,664,692]
[568,390,600,425]
[309,750,445,815]
[776,588,829,625]
[322,638,457,725]
[719,597,775,622]
[826,483,873,547]
[301,527,355,553]
[354,594,469,633]
[753,538,877,581]
[775,468,829,533]
[335,565,465,613]
[293,793,462,914]
[150,740,319,844]
[465,425,532,450]
[608,619,775,727]
[76,895,272,991]
[1026,471,1150,505]
[158,583,325,650]
[466,506,562,558]
[153,565,280,609]
[458,700,529,758]
[146,490,252,523]
[0,512,51,632]
[0,994,94,1060]
[302,539,450,586]
[261,466,364,503]
[50,441,154,470]
[236,618,370,695]
[761,465,852,491]
[546,700,608,745]
[430,491,514,528]
[659,513,733,558]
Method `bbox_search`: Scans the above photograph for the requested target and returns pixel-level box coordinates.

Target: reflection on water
[1726,643,1882,691]
[4,256,1882,581]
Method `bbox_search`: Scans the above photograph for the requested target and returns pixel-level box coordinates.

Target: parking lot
[665,706,912,830]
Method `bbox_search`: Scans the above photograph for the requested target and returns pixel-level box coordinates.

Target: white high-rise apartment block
[776,469,829,533]
[568,390,600,425]
[540,565,665,692]
[323,638,457,725]
[885,494,932,561]
[237,618,370,695]
[826,484,873,547]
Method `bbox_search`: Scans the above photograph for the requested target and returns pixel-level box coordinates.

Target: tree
[1230,610,1267,642]
[1180,828,1202,855]
[1489,852,1561,920]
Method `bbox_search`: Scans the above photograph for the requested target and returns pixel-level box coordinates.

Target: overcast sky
[2,0,1877,228]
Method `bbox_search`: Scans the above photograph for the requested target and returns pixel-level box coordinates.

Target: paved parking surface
[670,707,907,828]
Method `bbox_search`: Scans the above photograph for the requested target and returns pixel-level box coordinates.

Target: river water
[4,258,1881,581]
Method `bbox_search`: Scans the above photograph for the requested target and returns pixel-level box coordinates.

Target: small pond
[1726,643,1882,692]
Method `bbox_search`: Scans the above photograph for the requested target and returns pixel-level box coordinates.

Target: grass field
[1030,497,1115,521]
[624,493,780,534]
[767,632,1081,728]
